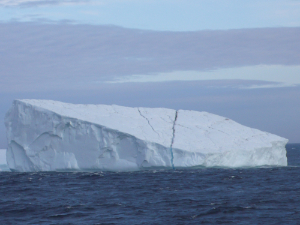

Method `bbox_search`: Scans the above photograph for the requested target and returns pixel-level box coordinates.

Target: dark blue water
[1,144,300,225]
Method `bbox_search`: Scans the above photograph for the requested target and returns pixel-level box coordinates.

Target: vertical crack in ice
[170,110,178,170]
[137,108,160,136]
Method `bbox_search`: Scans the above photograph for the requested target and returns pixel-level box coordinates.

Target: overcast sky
[0,0,299,147]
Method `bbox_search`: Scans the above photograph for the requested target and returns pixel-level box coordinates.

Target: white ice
[5,99,288,172]
[0,149,9,171]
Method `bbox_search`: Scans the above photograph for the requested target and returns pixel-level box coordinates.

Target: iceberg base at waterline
[5,100,288,172]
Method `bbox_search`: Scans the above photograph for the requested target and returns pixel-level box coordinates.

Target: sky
[0,0,299,147]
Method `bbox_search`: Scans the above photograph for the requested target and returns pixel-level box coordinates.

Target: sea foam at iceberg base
[5,100,288,172]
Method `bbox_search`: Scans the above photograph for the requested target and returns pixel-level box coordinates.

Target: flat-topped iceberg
[5,100,288,172]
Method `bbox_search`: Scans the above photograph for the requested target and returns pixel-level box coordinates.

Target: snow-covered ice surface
[5,100,288,172]
[0,149,9,171]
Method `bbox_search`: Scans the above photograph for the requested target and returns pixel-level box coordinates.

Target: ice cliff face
[5,100,288,172]
[0,149,9,171]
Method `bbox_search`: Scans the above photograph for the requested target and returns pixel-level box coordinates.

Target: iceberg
[5,100,288,172]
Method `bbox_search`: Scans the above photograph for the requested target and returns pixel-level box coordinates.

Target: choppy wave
[0,144,299,224]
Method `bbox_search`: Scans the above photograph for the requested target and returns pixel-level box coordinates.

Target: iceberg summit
[5,100,288,172]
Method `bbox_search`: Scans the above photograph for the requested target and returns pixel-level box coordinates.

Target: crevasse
[169,110,178,170]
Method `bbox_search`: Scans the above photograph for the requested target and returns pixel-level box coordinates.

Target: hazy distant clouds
[0,23,300,92]
[0,0,89,7]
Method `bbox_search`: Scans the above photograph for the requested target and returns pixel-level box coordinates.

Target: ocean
[0,144,300,224]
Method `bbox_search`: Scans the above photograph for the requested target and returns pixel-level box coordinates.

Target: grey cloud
[0,22,300,92]
[1,22,299,147]
[0,0,89,7]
